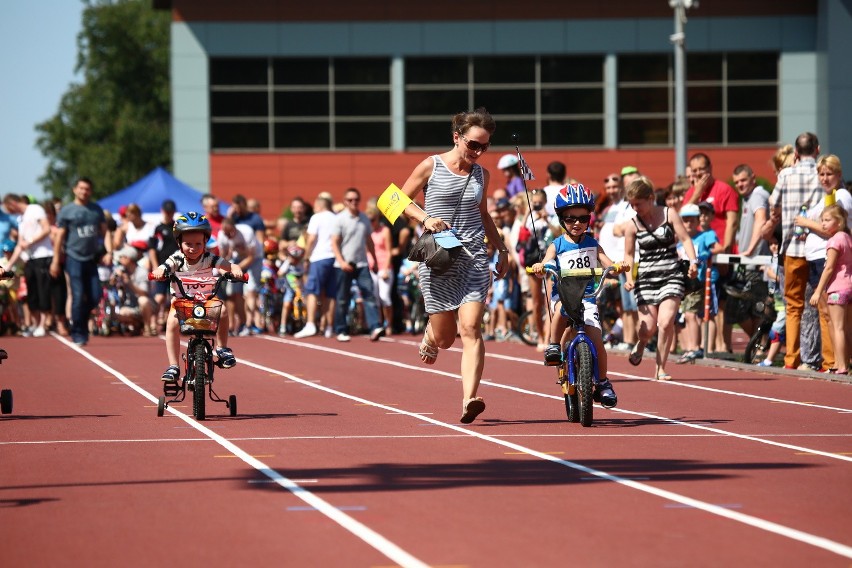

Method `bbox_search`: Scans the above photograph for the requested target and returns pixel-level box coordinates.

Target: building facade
[155,0,851,217]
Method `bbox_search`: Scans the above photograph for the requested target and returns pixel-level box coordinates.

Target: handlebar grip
[560,268,603,277]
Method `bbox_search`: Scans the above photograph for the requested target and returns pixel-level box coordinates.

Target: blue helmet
[173,211,212,241]
[553,183,595,214]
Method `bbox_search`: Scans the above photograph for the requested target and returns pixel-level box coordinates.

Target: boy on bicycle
[150,212,244,383]
[531,184,624,408]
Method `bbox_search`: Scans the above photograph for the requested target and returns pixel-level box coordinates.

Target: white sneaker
[32,326,46,338]
[293,323,317,339]
[324,327,333,339]
[336,333,351,342]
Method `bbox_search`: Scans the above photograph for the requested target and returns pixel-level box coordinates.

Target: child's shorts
[489,278,510,310]
[551,298,601,331]
[681,286,718,317]
[827,288,852,305]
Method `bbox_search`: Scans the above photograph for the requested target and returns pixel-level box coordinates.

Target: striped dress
[418,156,491,314]
[632,207,686,306]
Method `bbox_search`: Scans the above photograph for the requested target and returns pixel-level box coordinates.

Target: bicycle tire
[574,342,594,427]
[562,368,579,423]
[516,310,538,346]
[744,327,771,365]
[191,341,207,420]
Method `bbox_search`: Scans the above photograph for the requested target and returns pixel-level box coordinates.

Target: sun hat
[620,166,639,176]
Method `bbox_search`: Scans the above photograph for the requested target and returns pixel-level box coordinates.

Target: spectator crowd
[1,131,850,376]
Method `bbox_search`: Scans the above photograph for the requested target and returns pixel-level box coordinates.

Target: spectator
[2,194,54,337]
[201,193,225,236]
[497,154,525,198]
[366,204,394,335]
[279,197,311,247]
[216,217,256,335]
[330,188,383,342]
[542,160,567,216]
[622,176,699,381]
[113,245,156,335]
[725,164,772,339]
[294,194,338,339]
[519,189,560,351]
[50,178,113,346]
[621,166,642,189]
[148,199,179,333]
[809,204,851,375]
[112,203,154,252]
[767,132,824,370]
[598,172,639,350]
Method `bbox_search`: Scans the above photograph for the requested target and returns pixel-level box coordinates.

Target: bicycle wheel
[562,365,579,423]
[190,340,207,420]
[744,327,771,365]
[574,342,594,427]
[516,310,538,346]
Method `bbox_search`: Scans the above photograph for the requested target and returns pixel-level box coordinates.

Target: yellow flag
[377,183,413,224]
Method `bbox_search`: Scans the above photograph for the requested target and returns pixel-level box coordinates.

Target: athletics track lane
[0,333,850,567]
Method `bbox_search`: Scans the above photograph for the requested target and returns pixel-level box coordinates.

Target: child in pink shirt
[810,204,852,374]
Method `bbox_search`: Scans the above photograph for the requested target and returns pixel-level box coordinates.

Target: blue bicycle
[536,265,617,427]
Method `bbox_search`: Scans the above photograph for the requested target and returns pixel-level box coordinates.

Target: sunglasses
[345,197,360,203]
[561,214,591,225]
[460,134,490,153]
[604,176,620,183]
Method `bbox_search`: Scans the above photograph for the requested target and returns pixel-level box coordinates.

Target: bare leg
[655,297,681,379]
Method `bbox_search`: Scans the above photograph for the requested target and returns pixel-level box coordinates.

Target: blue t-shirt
[547,233,599,303]
[691,229,719,283]
[0,210,18,243]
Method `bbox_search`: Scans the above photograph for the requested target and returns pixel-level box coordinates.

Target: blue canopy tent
[98,167,226,217]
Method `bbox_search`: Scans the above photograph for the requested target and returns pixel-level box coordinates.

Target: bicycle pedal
[163,384,180,397]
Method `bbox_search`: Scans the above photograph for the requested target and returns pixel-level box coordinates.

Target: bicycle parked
[149,269,247,420]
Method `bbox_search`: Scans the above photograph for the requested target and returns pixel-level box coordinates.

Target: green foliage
[36,0,170,199]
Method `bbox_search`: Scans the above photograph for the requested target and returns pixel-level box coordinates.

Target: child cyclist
[531,184,624,408]
[150,212,244,383]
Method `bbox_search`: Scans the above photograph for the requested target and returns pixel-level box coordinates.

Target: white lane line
[4,433,851,447]
[236,355,852,561]
[384,336,852,414]
[259,336,852,463]
[51,335,429,568]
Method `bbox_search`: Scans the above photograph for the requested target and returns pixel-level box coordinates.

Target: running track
[1,332,850,567]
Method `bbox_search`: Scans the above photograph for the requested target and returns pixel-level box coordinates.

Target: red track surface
[1,332,851,567]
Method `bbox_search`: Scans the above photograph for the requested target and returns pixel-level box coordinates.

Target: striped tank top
[418,156,491,313]
[632,207,686,305]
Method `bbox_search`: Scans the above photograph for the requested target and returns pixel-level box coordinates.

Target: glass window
[619,118,669,145]
[727,116,777,144]
[274,122,329,149]
[274,91,329,118]
[406,89,468,116]
[686,85,722,113]
[687,54,723,81]
[541,56,603,83]
[489,120,535,147]
[406,57,468,84]
[619,55,669,83]
[473,56,535,84]
[541,88,604,114]
[687,117,723,144]
[335,58,390,85]
[273,59,328,85]
[211,123,268,149]
[334,91,390,117]
[406,120,453,148]
[619,87,669,114]
[728,85,777,112]
[542,119,605,146]
[473,89,535,115]
[210,91,268,118]
[728,52,778,81]
[335,122,391,148]
[210,58,267,86]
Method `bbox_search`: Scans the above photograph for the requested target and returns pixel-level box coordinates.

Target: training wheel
[157,395,166,417]
[1,389,13,414]
[228,394,237,417]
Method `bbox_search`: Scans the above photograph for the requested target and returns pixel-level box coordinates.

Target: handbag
[408,170,473,275]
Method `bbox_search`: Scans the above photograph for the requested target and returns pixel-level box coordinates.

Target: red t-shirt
[684,178,739,247]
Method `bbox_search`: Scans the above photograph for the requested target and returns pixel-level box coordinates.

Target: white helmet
[497,154,519,170]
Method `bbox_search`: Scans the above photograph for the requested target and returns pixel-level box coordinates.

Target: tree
[36,0,170,199]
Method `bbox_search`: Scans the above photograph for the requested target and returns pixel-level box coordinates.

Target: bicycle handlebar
[526,264,620,301]
[148,269,248,300]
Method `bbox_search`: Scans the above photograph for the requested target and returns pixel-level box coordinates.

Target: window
[405,55,605,149]
[617,52,778,146]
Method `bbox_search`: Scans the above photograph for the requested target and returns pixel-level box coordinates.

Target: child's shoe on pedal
[216,347,237,368]
[594,379,618,408]
[161,365,180,383]
[544,343,562,366]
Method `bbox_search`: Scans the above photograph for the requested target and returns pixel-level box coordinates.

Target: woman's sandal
[419,330,438,365]
[628,343,644,366]
[460,397,486,424]
[656,372,673,381]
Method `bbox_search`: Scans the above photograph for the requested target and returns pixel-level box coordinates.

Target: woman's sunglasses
[460,134,490,153]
